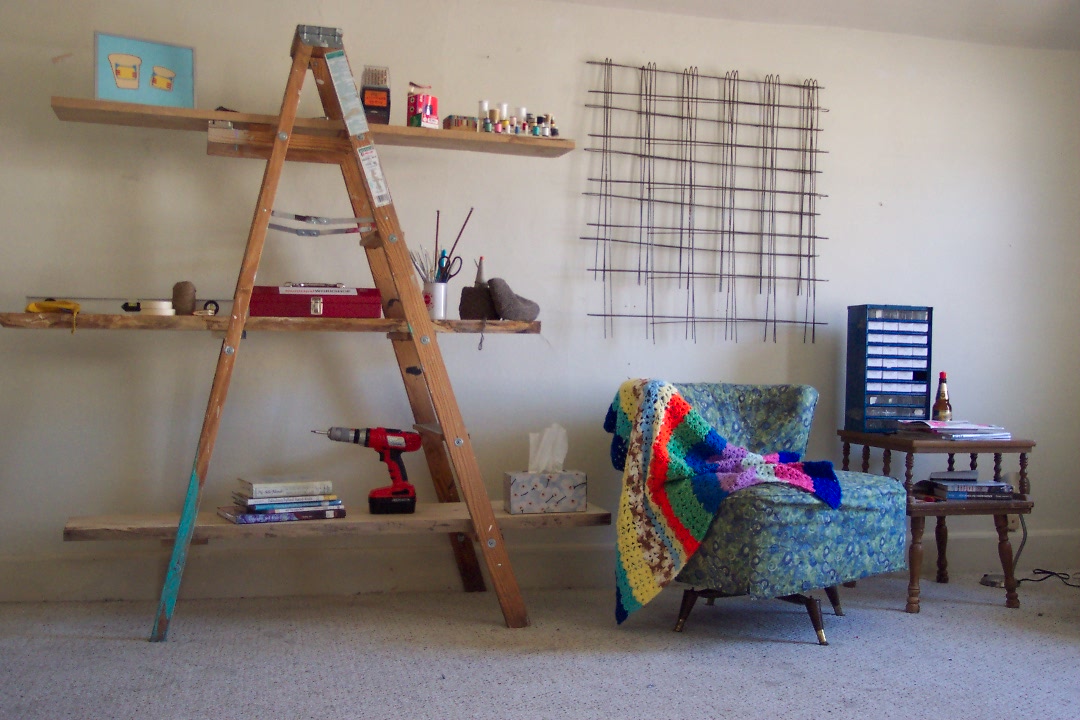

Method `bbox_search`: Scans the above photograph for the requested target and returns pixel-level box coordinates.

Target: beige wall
[1,0,1078,602]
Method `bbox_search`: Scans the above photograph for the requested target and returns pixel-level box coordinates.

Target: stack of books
[927,470,1015,501]
[217,476,346,524]
[898,419,1012,441]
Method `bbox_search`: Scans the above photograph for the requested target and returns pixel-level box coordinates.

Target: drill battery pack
[368,482,417,514]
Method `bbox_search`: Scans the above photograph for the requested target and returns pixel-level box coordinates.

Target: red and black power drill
[313,426,422,514]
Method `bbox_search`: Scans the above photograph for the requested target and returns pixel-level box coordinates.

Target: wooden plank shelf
[909,494,1033,517]
[51,96,575,158]
[64,501,612,542]
[0,312,540,334]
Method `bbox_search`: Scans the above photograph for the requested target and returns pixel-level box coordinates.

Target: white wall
[1,0,1078,604]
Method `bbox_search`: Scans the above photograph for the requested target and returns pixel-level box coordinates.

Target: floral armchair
[670,383,907,645]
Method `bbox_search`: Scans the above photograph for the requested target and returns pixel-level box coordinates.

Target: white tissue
[528,423,568,473]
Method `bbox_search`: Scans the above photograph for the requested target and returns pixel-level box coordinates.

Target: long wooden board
[51,96,575,158]
[0,312,539,334]
[64,501,612,541]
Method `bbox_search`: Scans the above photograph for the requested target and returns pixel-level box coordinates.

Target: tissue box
[503,471,587,514]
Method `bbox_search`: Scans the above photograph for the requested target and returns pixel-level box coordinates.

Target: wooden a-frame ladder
[151,24,528,641]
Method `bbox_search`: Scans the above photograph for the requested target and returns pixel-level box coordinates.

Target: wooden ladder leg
[150,39,313,642]
[312,49,527,626]
[391,336,486,592]
[339,159,485,593]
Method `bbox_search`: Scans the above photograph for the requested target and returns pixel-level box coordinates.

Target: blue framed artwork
[95,32,195,108]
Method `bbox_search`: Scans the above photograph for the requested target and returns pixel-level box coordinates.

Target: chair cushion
[675,470,907,598]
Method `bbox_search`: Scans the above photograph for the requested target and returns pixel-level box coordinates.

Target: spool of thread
[172,281,197,315]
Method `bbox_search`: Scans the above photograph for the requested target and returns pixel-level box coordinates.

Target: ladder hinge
[295,25,343,49]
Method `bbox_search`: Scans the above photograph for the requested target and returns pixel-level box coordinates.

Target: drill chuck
[318,427,414,449]
[324,426,365,444]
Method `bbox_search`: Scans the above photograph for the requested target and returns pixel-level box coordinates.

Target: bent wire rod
[269,210,375,237]
[582,59,825,342]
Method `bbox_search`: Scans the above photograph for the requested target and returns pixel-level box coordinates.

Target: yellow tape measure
[25,299,81,333]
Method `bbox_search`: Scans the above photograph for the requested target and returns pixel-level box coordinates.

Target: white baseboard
[1,527,1075,603]
[0,538,617,603]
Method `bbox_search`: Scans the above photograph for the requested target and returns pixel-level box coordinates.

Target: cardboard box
[249,286,381,318]
[407,92,439,129]
[503,471,587,514]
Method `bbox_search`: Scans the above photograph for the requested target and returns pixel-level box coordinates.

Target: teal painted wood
[150,462,202,642]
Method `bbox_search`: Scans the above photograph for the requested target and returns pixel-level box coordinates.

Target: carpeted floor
[1,572,1078,719]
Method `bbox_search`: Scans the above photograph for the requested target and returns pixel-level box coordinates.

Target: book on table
[931,488,1017,501]
[899,419,1011,441]
[929,470,979,481]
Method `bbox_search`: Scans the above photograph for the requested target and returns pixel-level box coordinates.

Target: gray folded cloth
[488,277,539,322]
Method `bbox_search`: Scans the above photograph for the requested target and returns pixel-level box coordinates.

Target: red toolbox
[249,285,382,318]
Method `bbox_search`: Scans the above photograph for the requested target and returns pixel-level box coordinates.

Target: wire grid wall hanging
[583,59,827,342]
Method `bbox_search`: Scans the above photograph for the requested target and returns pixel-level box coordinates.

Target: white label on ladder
[358,144,392,207]
[325,49,369,137]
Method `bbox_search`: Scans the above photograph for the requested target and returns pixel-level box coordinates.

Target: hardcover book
[236,476,334,499]
[232,492,339,506]
[243,500,344,513]
[932,488,1016,501]
[217,505,346,524]
[930,481,1012,494]
[928,470,979,481]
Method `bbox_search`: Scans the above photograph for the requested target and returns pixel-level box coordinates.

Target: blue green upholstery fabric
[671,382,907,598]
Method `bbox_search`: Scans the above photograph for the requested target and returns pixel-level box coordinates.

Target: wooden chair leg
[778,593,828,645]
[824,585,844,616]
[674,589,700,632]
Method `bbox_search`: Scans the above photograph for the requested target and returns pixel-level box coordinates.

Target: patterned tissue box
[503,471,587,514]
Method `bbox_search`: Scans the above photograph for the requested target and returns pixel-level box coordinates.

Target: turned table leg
[935,517,949,583]
[907,515,925,613]
[995,514,1020,608]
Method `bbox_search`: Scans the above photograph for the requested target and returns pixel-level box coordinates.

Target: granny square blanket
[603,379,841,623]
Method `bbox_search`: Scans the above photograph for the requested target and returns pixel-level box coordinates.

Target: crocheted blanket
[603,379,841,623]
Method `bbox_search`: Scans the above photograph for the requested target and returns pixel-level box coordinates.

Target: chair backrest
[674,383,819,456]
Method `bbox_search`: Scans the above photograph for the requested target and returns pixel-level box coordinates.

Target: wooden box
[249,286,381,318]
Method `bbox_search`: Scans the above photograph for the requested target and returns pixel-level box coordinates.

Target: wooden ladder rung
[413,422,444,439]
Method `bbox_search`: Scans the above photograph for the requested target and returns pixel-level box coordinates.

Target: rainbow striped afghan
[604,379,841,623]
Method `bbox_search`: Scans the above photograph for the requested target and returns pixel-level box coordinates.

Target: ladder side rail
[332,150,486,591]
[310,52,528,627]
[150,41,314,642]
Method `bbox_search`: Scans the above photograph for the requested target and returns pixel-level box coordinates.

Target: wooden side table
[837,430,1035,613]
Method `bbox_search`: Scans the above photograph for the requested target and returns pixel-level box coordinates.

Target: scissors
[439,255,462,281]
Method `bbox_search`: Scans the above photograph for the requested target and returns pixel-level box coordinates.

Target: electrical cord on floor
[1017,569,1080,588]
[1013,515,1080,588]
